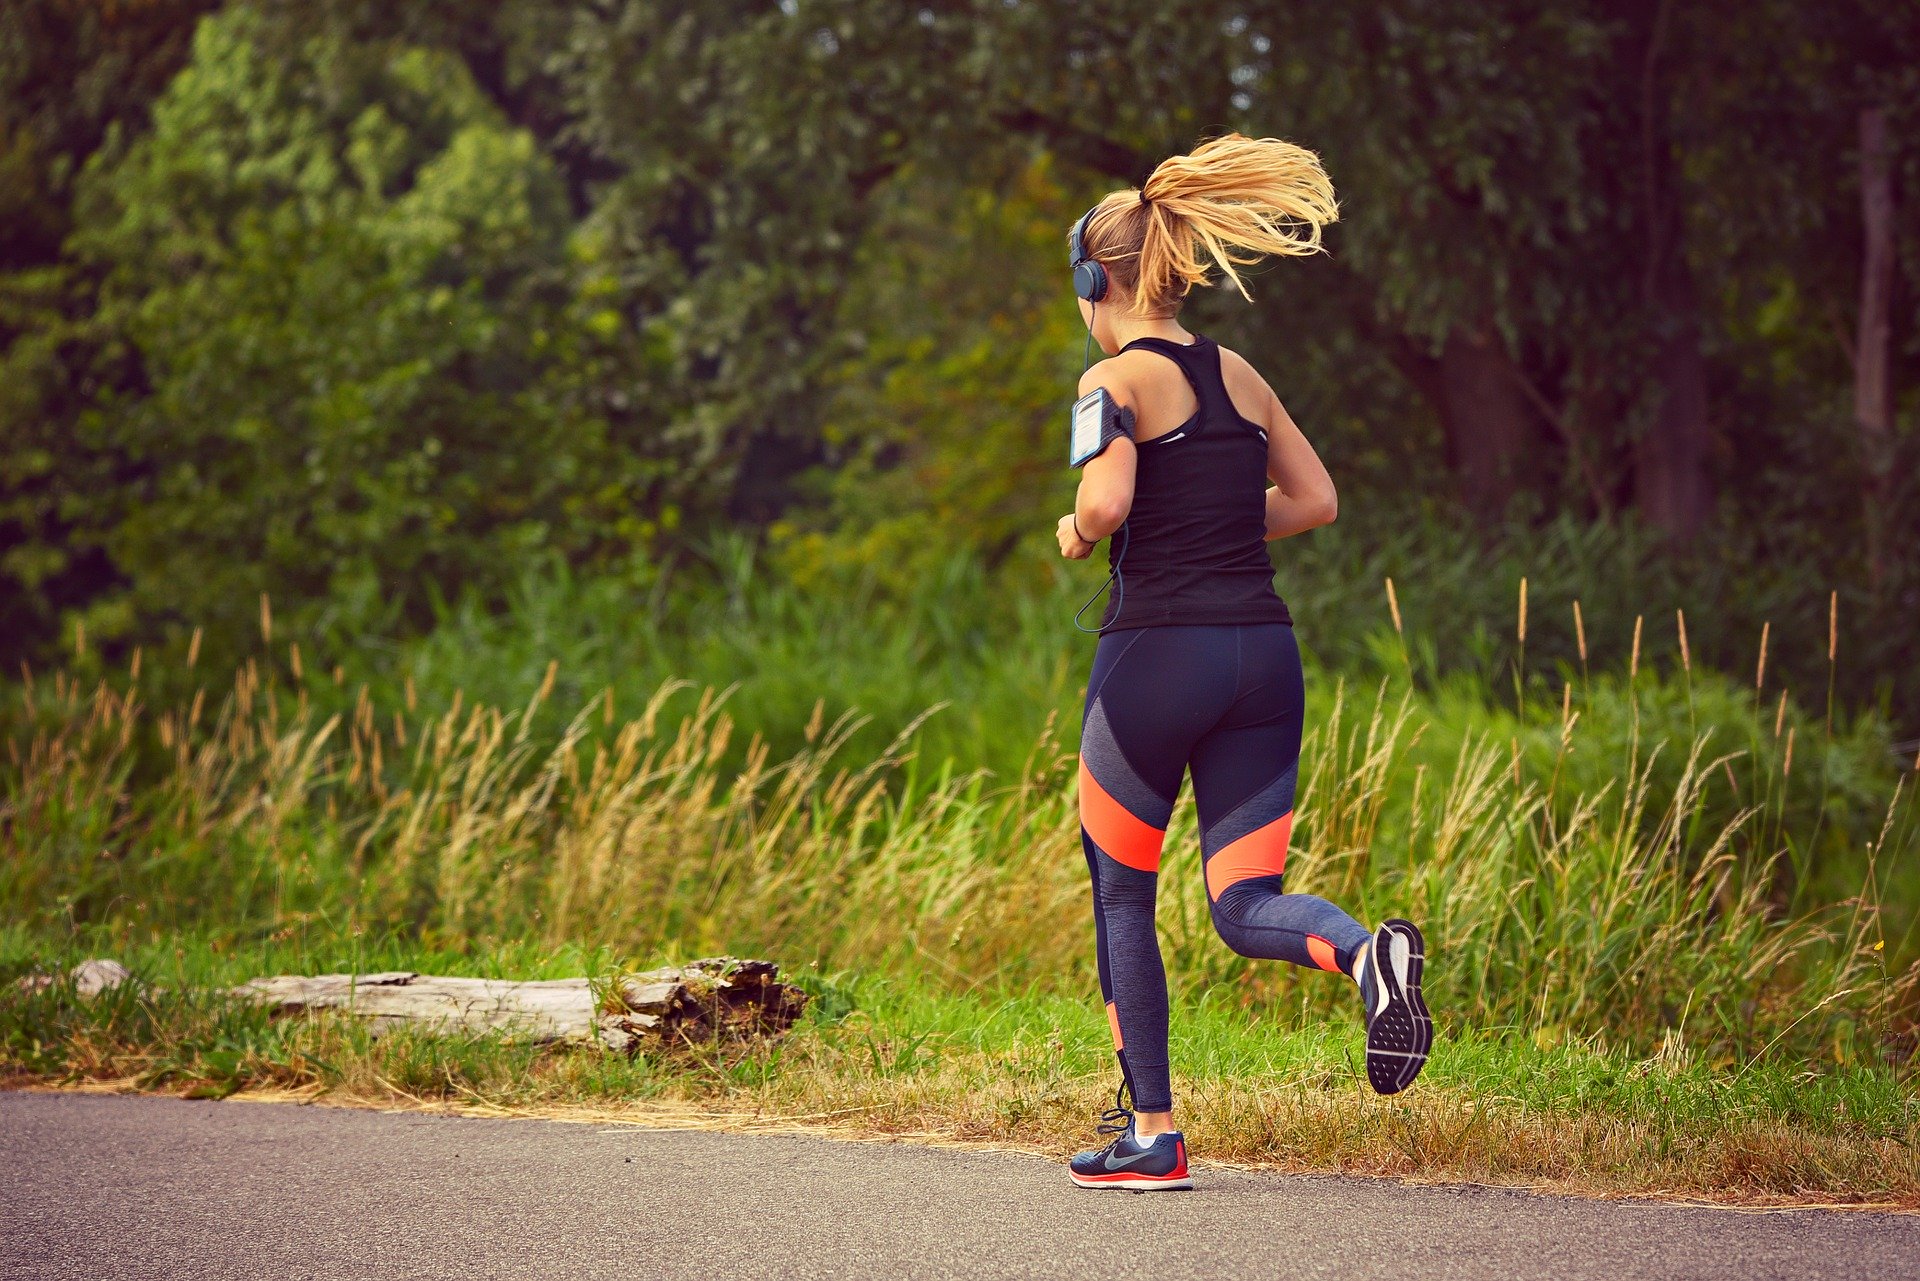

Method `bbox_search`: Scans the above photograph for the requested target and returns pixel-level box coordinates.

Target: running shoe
[1359,917,1432,1095]
[1067,1080,1192,1190]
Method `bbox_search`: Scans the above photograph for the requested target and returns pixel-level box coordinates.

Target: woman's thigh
[1185,624,1306,894]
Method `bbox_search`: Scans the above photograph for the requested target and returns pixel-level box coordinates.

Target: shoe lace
[1094,1075,1135,1140]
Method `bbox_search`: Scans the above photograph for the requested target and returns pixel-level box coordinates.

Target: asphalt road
[3,1091,1915,1280]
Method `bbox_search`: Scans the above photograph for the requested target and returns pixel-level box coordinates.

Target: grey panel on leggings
[1081,696,1175,829]
[1088,845,1172,1109]
[1200,757,1298,859]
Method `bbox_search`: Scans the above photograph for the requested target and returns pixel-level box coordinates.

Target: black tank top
[1098,333,1293,632]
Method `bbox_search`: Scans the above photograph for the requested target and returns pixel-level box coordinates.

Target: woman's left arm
[1057,367,1138,559]
[1257,379,1337,541]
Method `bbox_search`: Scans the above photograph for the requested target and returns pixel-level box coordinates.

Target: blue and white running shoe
[1067,1080,1192,1190]
[1359,917,1432,1095]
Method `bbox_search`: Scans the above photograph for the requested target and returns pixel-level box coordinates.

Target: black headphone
[1069,205,1109,303]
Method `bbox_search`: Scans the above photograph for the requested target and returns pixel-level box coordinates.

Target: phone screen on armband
[1069,386,1128,467]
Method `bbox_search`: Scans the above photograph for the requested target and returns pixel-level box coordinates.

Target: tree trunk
[1325,262,1546,521]
[1627,0,1713,546]
[1855,106,1896,591]
[1436,321,1538,517]
[1633,259,1712,544]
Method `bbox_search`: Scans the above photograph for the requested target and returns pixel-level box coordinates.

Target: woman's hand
[1057,514,1096,559]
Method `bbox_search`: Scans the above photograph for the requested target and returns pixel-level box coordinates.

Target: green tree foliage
[0,0,220,273]
[1,0,222,655]
[772,154,1090,596]
[0,0,1914,725]
[5,8,671,664]
[550,0,976,522]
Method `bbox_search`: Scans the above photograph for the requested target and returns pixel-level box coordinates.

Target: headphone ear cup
[1069,205,1109,303]
[1074,259,1109,303]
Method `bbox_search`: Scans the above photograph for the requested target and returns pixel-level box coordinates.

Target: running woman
[1055,133,1431,1191]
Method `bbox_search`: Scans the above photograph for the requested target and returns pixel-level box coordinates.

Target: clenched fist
[1057,514,1096,559]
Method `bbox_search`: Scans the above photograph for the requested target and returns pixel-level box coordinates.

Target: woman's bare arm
[1254,372,1337,541]
[1057,365,1138,557]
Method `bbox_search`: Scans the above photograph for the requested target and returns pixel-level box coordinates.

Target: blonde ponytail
[1078,133,1339,315]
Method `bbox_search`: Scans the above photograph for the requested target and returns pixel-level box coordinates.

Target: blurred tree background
[3,0,1917,735]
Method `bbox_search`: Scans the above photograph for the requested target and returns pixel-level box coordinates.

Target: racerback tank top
[1097,333,1293,632]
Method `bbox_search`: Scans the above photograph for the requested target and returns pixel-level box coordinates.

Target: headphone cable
[1072,519,1127,634]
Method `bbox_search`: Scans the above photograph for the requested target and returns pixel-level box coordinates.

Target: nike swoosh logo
[1104,1147,1156,1170]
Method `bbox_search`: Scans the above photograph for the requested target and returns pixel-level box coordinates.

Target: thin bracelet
[1072,515,1098,546]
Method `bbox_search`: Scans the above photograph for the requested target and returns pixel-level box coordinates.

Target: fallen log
[17,956,807,1054]
[234,971,606,1044]
[234,956,807,1053]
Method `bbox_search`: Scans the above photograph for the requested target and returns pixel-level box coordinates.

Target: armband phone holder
[1066,385,1133,633]
[1069,386,1134,468]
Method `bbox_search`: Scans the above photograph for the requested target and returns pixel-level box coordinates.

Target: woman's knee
[1207,885,1265,956]
[1099,880,1159,923]
[1091,852,1160,913]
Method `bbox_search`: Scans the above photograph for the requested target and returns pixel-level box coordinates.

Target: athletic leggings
[1079,621,1371,1112]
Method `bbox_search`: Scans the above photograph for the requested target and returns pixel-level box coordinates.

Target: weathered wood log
[232,956,808,1053]
[234,971,606,1043]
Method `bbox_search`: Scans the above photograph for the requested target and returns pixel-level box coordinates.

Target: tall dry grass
[4,607,1913,1063]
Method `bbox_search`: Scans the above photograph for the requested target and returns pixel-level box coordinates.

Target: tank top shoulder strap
[1115,333,1234,426]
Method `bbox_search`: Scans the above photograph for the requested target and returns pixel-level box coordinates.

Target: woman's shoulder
[1077,346,1183,401]
[1213,341,1260,381]
[1213,342,1279,425]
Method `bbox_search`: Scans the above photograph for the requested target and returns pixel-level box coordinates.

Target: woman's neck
[1109,312,1195,350]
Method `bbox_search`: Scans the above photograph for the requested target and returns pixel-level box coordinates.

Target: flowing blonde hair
[1076,132,1340,316]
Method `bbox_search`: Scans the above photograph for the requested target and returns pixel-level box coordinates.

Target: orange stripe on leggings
[1078,757,1166,872]
[1203,811,1293,901]
[1305,934,1341,972]
[1106,1000,1123,1050]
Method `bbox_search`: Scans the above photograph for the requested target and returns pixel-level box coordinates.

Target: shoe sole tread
[1365,918,1432,1095]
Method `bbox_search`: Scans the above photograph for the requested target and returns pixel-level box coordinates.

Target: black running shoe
[1067,1080,1192,1190]
[1359,918,1432,1095]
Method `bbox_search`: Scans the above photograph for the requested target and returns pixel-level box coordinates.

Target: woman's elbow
[1313,489,1338,528]
[1090,495,1132,531]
